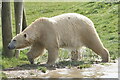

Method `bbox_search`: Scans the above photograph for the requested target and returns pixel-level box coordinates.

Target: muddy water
[41,63,118,78]
[2,59,119,79]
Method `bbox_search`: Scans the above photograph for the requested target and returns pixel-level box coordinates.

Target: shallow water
[1,59,119,79]
[41,63,118,78]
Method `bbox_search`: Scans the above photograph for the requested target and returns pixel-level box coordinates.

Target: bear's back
[50,13,93,49]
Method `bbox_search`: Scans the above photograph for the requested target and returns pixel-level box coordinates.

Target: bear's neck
[23,23,42,43]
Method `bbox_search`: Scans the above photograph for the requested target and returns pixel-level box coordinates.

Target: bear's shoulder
[35,17,56,24]
[34,17,49,22]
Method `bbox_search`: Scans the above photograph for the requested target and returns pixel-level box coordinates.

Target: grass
[1,54,29,69]
[77,64,92,69]
[0,2,119,69]
[0,72,7,79]
[38,66,47,73]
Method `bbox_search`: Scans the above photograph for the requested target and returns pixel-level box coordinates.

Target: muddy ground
[1,58,119,80]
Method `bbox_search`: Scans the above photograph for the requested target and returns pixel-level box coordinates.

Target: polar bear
[8,13,110,65]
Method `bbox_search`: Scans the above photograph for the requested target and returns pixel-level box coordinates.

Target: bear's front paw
[28,58,34,64]
[30,61,34,64]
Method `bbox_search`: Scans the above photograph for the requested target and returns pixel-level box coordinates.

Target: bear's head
[8,33,31,50]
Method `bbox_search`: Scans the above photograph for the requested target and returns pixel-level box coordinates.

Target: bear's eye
[13,40,16,41]
[24,34,27,38]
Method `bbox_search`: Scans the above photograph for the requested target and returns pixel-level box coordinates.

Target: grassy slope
[0,2,118,68]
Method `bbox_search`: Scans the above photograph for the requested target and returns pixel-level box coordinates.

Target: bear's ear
[24,34,27,38]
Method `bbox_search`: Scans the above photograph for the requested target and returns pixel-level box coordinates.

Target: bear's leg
[82,29,110,62]
[47,48,59,66]
[92,47,109,62]
[71,50,82,61]
[27,52,35,64]
[27,44,44,64]
[86,42,110,62]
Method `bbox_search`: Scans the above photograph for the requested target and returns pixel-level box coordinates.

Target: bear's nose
[8,45,11,49]
[8,44,15,50]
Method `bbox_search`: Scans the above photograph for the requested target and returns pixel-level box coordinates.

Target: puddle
[40,62,118,78]
[1,59,119,78]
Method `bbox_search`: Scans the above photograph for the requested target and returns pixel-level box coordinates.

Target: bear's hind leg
[71,50,82,61]
[82,30,110,62]
[27,44,44,64]
[86,42,110,62]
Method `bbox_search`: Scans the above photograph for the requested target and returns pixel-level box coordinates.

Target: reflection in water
[41,62,118,78]
[2,59,118,79]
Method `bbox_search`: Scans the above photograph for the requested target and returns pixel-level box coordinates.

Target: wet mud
[1,59,119,79]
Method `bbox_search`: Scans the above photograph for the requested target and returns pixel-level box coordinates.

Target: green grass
[1,54,29,69]
[0,2,118,69]
[77,64,92,69]
[38,66,47,73]
[0,72,7,79]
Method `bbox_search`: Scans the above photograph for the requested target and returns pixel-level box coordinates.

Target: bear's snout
[8,42,16,50]
[8,45,14,49]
